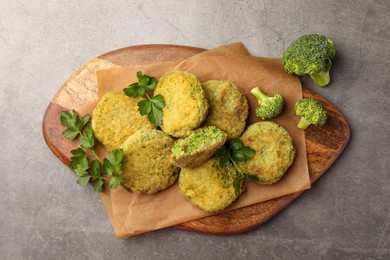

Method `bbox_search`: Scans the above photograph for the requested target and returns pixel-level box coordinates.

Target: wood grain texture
[42,44,350,235]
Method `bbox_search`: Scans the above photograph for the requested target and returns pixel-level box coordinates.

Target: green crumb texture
[172,126,226,155]
[171,126,227,168]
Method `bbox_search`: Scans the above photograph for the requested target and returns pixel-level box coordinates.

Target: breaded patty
[92,91,155,151]
[171,126,227,168]
[154,71,209,137]
[120,129,179,194]
[202,80,249,140]
[179,157,240,213]
[240,122,296,184]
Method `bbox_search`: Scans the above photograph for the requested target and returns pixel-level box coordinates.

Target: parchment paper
[77,43,310,238]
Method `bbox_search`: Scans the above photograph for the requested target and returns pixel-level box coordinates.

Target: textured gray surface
[1,0,389,259]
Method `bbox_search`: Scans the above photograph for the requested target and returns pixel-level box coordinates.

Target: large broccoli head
[250,87,284,120]
[294,98,327,129]
[282,34,336,87]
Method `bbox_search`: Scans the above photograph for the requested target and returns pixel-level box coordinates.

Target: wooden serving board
[42,44,350,234]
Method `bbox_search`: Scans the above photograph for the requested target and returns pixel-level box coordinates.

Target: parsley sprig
[60,110,123,192]
[123,71,165,126]
[216,138,258,195]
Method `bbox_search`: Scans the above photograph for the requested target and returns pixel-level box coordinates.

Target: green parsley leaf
[110,149,124,166]
[229,138,243,151]
[215,145,231,167]
[138,99,152,115]
[124,71,165,126]
[89,160,101,177]
[60,111,90,140]
[123,82,146,97]
[215,145,227,157]
[137,71,148,85]
[81,114,91,127]
[93,177,103,192]
[102,158,113,175]
[229,139,255,164]
[77,175,91,187]
[103,149,124,176]
[61,110,125,193]
[70,148,88,170]
[60,110,80,140]
[219,157,231,167]
[60,110,77,129]
[137,95,165,127]
[243,173,259,183]
[136,71,158,90]
[215,138,256,193]
[123,71,158,97]
[231,151,246,163]
[147,77,158,90]
[240,146,255,158]
[233,177,243,195]
[61,128,79,140]
[108,149,124,175]
[216,138,254,167]
[148,103,164,127]
[109,174,122,189]
[80,125,94,149]
[150,94,165,109]
[74,164,88,176]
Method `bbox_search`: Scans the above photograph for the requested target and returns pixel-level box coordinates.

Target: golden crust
[202,80,249,140]
[240,122,296,184]
[179,157,240,213]
[154,71,209,137]
[120,129,179,194]
[92,91,155,151]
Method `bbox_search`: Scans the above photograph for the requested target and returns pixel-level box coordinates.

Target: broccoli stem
[309,60,332,87]
[250,87,269,104]
[297,117,311,129]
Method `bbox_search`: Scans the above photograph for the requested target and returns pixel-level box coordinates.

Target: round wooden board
[42,44,350,235]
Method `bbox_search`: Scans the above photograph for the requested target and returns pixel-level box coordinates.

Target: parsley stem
[228,152,243,175]
[231,160,244,175]
[228,150,244,176]
[90,149,103,164]
[145,92,151,100]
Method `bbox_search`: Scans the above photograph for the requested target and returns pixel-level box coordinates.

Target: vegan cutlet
[120,129,179,194]
[154,71,209,137]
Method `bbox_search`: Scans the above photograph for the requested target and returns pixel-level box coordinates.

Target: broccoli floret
[250,87,284,120]
[282,34,336,87]
[294,98,327,129]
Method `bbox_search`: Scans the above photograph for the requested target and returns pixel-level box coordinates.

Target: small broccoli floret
[282,34,336,87]
[294,98,327,129]
[250,87,284,120]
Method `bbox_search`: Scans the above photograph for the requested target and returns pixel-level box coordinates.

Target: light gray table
[1,1,389,259]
